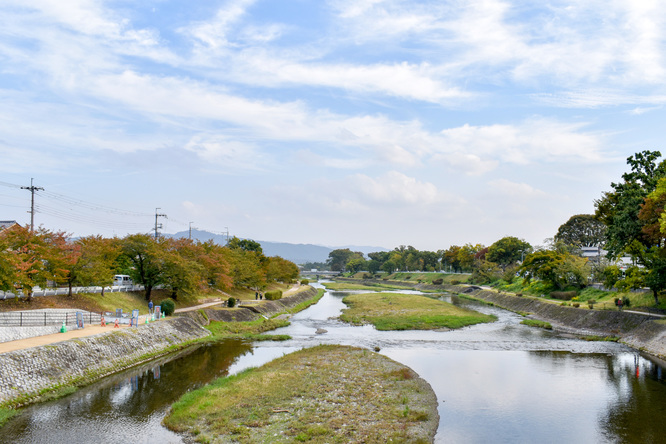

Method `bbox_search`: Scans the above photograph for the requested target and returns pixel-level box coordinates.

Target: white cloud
[184,135,264,172]
[352,171,444,206]
[487,178,546,199]
[180,0,257,49]
[436,118,603,169]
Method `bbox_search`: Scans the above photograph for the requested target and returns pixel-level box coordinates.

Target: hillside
[167,230,387,264]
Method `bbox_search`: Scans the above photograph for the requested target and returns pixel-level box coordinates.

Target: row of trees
[0,227,299,301]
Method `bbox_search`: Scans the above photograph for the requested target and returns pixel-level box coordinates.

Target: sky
[1,0,665,251]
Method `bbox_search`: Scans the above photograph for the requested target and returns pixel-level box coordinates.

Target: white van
[113,275,133,286]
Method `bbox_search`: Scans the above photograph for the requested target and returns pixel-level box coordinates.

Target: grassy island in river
[340,292,496,330]
[164,344,439,443]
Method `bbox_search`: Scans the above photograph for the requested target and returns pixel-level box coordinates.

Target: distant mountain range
[167,229,388,264]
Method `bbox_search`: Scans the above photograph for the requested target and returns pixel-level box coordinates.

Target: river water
[2,284,666,443]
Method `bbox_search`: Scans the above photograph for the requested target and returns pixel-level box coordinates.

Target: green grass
[322,282,405,291]
[205,318,291,340]
[164,345,438,443]
[340,292,495,330]
[0,408,18,427]
[520,319,552,330]
[580,335,620,342]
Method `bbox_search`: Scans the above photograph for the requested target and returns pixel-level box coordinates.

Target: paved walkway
[0,322,141,354]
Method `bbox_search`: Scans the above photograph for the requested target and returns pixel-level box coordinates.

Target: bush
[432,278,443,285]
[160,299,176,316]
[587,300,596,309]
[227,297,236,308]
[550,291,577,301]
[572,302,580,308]
[265,290,283,300]
[451,279,461,285]
[622,297,631,308]
[300,279,309,286]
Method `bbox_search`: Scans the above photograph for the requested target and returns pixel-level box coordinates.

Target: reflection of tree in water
[3,339,253,437]
[601,355,666,444]
[525,351,666,444]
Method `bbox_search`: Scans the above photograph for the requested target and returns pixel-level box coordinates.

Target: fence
[0,310,104,327]
[0,284,146,300]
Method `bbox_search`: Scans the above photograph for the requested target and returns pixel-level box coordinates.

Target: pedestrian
[255,291,258,300]
[148,299,153,315]
[259,292,263,300]
[618,298,623,311]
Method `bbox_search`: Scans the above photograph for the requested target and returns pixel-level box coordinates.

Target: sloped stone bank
[0,317,210,408]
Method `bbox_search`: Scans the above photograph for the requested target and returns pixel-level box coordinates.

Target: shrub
[587,300,596,309]
[227,297,236,308]
[432,278,443,285]
[160,299,176,316]
[572,302,580,308]
[451,279,461,285]
[622,297,631,308]
[362,273,372,279]
[300,279,309,286]
[516,293,523,297]
[265,290,283,301]
[550,291,577,301]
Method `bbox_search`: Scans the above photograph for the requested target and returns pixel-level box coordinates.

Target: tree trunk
[653,288,660,306]
[145,285,152,301]
[68,281,73,297]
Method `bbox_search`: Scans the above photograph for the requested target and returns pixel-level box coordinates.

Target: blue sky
[1,0,664,250]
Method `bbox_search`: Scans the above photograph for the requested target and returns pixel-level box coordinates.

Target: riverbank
[335,277,666,360]
[164,344,439,443]
[0,286,321,411]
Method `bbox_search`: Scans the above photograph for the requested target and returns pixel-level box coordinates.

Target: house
[0,220,20,236]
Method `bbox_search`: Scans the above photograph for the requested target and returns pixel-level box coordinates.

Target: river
[2,284,665,443]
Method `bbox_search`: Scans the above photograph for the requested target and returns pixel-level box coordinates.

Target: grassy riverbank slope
[0,283,296,316]
[340,292,496,330]
[164,344,439,444]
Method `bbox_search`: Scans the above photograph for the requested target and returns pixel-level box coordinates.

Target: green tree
[346,257,366,274]
[119,233,165,301]
[327,248,363,272]
[486,237,531,271]
[520,249,589,290]
[595,150,666,304]
[227,236,263,254]
[555,214,607,248]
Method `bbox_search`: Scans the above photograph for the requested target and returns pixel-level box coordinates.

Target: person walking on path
[148,300,154,315]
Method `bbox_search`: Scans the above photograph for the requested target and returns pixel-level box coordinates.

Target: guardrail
[0,285,146,300]
[0,310,104,327]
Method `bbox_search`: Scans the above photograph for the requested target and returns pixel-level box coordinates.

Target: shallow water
[2,284,665,443]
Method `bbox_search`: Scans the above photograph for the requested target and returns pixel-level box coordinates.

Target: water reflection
[1,340,254,444]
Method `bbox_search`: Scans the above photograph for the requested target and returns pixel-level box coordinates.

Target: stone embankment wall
[0,317,210,407]
[336,278,666,359]
[0,286,320,408]
[447,284,666,359]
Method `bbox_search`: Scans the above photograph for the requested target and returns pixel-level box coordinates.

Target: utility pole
[21,178,44,232]
[189,221,194,240]
[154,208,167,239]
[224,227,229,244]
